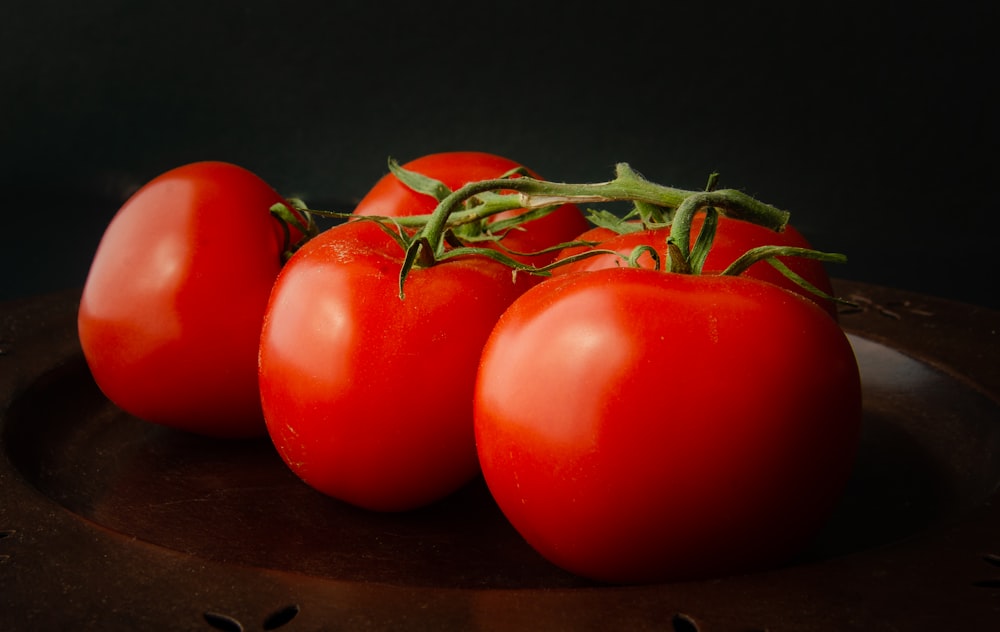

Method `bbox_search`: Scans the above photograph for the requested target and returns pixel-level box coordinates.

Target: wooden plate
[2,279,998,631]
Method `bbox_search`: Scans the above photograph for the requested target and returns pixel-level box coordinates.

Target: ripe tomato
[78,161,303,438]
[258,220,534,512]
[554,215,839,318]
[474,269,862,583]
[352,151,590,268]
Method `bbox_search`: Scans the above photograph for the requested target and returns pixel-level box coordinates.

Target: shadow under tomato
[4,334,1000,588]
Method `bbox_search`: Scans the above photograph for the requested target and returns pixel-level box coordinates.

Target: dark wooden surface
[1,280,998,630]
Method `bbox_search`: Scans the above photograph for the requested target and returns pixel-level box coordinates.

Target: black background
[1,1,994,308]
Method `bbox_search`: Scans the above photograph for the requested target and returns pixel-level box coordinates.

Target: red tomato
[258,220,534,512]
[78,161,302,438]
[474,269,862,583]
[352,151,590,268]
[554,216,839,318]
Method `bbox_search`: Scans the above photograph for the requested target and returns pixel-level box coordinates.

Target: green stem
[667,190,790,273]
[412,163,778,255]
[395,162,803,296]
[723,245,847,277]
[511,164,697,209]
[398,179,529,298]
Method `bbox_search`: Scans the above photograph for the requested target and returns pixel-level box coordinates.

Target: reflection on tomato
[259,220,535,511]
[78,161,301,437]
[474,268,862,583]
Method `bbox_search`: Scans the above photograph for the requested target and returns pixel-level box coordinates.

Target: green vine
[271,158,849,303]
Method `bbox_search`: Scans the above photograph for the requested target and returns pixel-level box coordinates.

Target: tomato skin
[353,151,591,267]
[474,269,862,583]
[78,161,296,438]
[259,220,533,512]
[554,216,839,318]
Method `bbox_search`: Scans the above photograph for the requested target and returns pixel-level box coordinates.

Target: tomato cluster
[78,153,862,584]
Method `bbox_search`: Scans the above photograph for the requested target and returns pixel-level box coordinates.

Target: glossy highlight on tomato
[474,268,862,583]
[259,220,535,512]
[78,161,299,438]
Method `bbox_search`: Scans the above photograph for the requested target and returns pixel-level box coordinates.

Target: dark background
[1,1,994,308]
